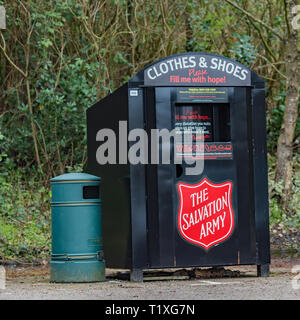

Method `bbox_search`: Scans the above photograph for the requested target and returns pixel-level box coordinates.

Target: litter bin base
[50,260,105,283]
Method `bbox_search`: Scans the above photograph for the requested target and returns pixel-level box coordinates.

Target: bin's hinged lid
[50,173,101,182]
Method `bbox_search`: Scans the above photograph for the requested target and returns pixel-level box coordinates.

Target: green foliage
[267,91,286,154]
[230,35,258,66]
[268,156,300,229]
[0,169,51,262]
[1,56,98,176]
[267,90,300,155]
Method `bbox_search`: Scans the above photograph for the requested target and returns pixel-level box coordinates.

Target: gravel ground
[0,257,300,300]
[0,274,299,300]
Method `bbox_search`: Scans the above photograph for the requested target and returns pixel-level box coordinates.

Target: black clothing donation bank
[86,52,270,282]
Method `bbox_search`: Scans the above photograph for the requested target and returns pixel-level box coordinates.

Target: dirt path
[1,257,300,300]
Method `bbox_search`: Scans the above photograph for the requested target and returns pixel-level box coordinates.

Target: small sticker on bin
[130,89,139,96]
[83,186,99,199]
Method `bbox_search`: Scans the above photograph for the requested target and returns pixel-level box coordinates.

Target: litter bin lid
[50,173,101,182]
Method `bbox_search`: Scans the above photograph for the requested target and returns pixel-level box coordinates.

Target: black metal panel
[230,87,256,264]
[128,88,149,269]
[144,87,160,267]
[86,84,132,269]
[173,166,239,268]
[251,88,270,265]
[153,87,176,267]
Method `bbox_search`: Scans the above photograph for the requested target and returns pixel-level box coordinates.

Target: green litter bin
[50,173,105,282]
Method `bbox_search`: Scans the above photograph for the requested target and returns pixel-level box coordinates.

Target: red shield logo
[177,178,234,250]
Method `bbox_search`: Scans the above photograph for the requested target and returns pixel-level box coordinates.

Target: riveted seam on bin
[66,255,98,259]
[52,254,99,257]
[51,254,98,261]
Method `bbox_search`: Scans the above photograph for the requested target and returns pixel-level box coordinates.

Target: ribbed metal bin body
[50,173,105,282]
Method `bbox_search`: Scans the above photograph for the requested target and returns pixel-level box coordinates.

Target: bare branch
[283,0,291,36]
[224,0,284,41]
[243,45,287,79]
[0,31,27,77]
[247,16,278,62]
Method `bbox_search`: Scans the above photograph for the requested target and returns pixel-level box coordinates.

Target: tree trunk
[275,0,299,207]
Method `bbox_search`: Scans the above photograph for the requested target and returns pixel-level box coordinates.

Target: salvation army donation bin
[50,173,105,283]
[86,52,270,282]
